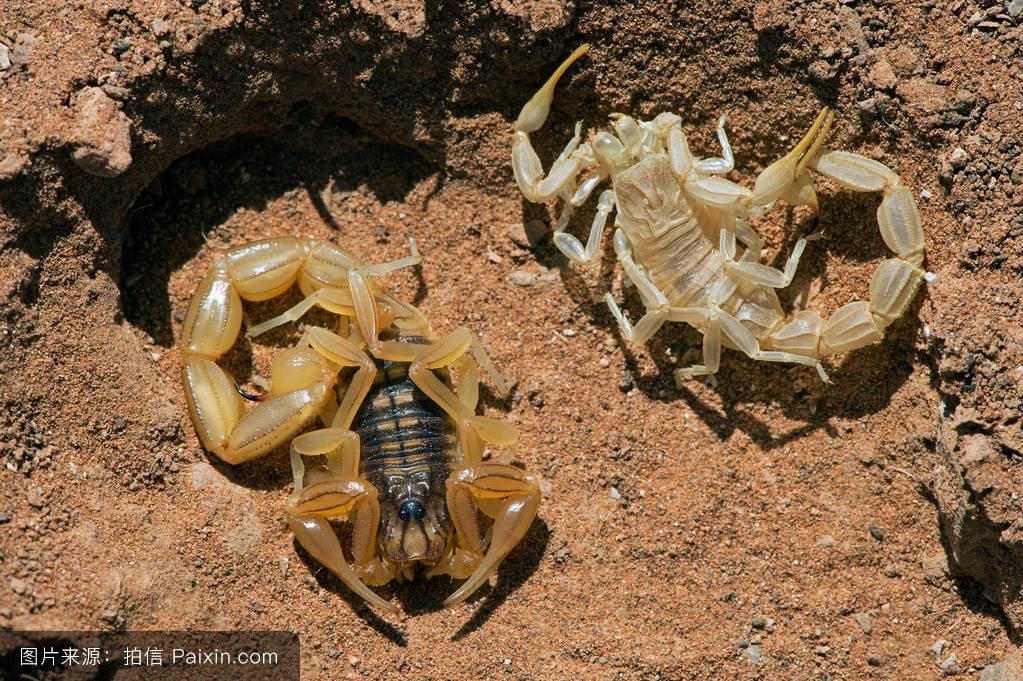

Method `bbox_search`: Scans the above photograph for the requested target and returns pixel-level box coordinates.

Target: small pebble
[751,616,766,629]
[101,84,131,100]
[609,487,621,500]
[744,645,762,663]
[869,58,897,90]
[941,653,960,675]
[853,612,872,634]
[949,147,968,169]
[152,18,170,36]
[10,578,26,595]
[0,153,27,181]
[506,270,538,287]
[507,220,546,248]
[867,652,884,666]
[71,87,133,177]
[868,523,884,541]
[816,535,838,548]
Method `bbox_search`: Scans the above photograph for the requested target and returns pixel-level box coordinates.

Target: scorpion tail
[515,43,590,133]
[765,152,926,378]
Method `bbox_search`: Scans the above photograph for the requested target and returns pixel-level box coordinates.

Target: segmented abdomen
[636,215,723,310]
[351,358,456,498]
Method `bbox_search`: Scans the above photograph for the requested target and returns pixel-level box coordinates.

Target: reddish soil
[1,1,1021,679]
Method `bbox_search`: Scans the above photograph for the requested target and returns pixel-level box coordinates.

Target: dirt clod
[71,87,133,177]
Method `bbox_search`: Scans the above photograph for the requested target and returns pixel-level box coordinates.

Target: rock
[930,417,1023,635]
[807,60,838,83]
[744,644,762,663]
[980,651,1023,681]
[941,653,960,676]
[101,84,131,101]
[949,148,968,169]
[506,270,538,286]
[816,535,838,548]
[922,552,950,586]
[857,98,878,115]
[9,613,68,631]
[896,79,948,115]
[508,219,547,248]
[11,33,37,67]
[1010,159,1023,185]
[152,18,170,37]
[954,89,976,114]
[1007,0,1023,18]
[0,153,27,180]
[868,58,897,90]
[189,462,262,553]
[868,523,884,541]
[853,612,872,634]
[71,87,133,177]
[10,577,26,594]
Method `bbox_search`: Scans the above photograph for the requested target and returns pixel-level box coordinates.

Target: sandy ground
[1,1,1022,679]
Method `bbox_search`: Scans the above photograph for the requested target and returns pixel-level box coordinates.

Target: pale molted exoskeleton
[512,45,925,383]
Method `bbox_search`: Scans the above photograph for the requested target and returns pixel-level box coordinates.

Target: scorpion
[178,236,540,613]
[512,45,925,382]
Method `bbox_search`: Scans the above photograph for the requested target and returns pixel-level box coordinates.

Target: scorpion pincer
[178,237,540,613]
[512,45,926,383]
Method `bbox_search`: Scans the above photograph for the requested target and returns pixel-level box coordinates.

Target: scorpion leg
[286,428,397,613]
[551,188,616,267]
[300,326,377,431]
[675,304,825,381]
[407,329,519,466]
[693,114,735,175]
[722,231,822,290]
[247,238,421,338]
[439,464,541,607]
[604,229,707,345]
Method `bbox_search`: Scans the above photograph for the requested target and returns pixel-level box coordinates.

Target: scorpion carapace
[178,237,540,613]
[512,45,925,383]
